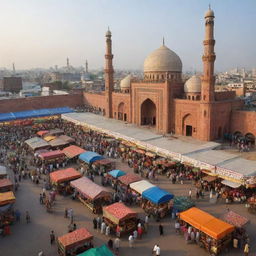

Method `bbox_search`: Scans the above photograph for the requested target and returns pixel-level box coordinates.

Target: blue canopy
[0,107,74,122]
[108,169,126,178]
[79,151,104,164]
[0,112,15,122]
[142,186,174,204]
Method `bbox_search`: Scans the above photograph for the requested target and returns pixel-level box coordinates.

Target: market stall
[0,192,15,228]
[247,196,256,214]
[43,135,56,142]
[79,151,104,164]
[49,138,69,149]
[50,168,82,195]
[0,166,7,179]
[57,228,93,256]
[58,135,75,144]
[77,244,113,256]
[130,180,155,195]
[62,145,86,159]
[141,186,174,218]
[0,191,15,206]
[37,130,49,137]
[221,211,249,228]
[172,196,195,213]
[46,129,64,136]
[108,170,126,179]
[93,158,115,173]
[0,179,13,192]
[179,207,235,255]
[70,177,111,214]
[38,150,66,164]
[103,202,138,236]
[25,137,50,151]
[118,173,142,188]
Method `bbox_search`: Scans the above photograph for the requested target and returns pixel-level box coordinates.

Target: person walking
[114,237,120,254]
[39,194,44,204]
[25,211,30,223]
[128,234,134,248]
[50,230,55,245]
[101,221,106,234]
[153,245,161,256]
[105,225,110,236]
[159,223,164,236]
[189,189,192,199]
[93,218,97,229]
[244,243,249,256]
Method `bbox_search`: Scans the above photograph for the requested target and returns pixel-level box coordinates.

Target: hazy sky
[0,0,255,72]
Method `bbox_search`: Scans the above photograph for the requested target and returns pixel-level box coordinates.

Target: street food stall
[77,244,113,256]
[179,207,235,255]
[0,166,7,179]
[70,177,111,214]
[38,150,66,164]
[25,137,50,151]
[57,228,93,256]
[0,191,15,227]
[118,173,142,188]
[46,129,64,136]
[247,196,256,214]
[58,135,75,145]
[0,179,13,192]
[43,135,56,142]
[103,202,138,236]
[79,151,104,165]
[108,169,126,179]
[221,211,249,228]
[62,145,86,160]
[141,186,174,218]
[50,168,82,195]
[93,158,115,173]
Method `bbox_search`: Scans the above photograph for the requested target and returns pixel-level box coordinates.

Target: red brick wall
[112,92,131,122]
[231,110,256,136]
[0,94,83,113]
[83,92,106,111]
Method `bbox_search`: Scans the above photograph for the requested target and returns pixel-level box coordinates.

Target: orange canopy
[179,207,234,240]
[50,168,81,184]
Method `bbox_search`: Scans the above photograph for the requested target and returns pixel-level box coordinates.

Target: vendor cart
[57,228,93,256]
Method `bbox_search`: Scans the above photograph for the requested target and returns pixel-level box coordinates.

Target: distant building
[0,77,22,93]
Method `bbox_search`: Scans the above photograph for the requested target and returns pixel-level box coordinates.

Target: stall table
[57,228,93,256]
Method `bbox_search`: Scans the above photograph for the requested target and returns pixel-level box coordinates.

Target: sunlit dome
[144,45,182,73]
[120,74,132,89]
[184,75,201,93]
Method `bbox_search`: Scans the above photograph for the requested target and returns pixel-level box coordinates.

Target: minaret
[12,63,16,75]
[67,57,70,70]
[104,28,114,118]
[85,60,88,73]
[201,6,216,102]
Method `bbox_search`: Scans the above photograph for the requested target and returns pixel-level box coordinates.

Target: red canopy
[103,202,137,224]
[37,130,49,136]
[62,145,86,159]
[0,179,13,189]
[58,228,93,251]
[50,168,81,184]
[94,158,112,166]
[118,173,142,186]
[39,150,65,160]
[70,177,111,200]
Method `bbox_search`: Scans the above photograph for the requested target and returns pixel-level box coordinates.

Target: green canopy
[77,245,113,256]
[173,196,195,212]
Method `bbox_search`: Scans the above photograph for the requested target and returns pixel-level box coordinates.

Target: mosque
[83,8,254,142]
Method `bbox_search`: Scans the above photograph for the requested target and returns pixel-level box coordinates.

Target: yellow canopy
[179,207,234,240]
[44,135,56,142]
[0,191,16,206]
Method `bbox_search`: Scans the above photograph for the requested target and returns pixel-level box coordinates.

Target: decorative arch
[117,102,125,121]
[182,114,193,136]
[234,131,243,138]
[141,98,156,126]
[245,133,255,146]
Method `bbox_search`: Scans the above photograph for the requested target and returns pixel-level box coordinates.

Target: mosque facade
[83,8,254,142]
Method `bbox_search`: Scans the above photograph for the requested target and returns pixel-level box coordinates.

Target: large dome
[144,45,182,73]
[184,75,201,93]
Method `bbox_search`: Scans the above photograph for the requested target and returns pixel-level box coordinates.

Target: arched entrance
[117,102,125,121]
[141,99,156,126]
[182,114,193,136]
[245,133,255,147]
[234,131,243,139]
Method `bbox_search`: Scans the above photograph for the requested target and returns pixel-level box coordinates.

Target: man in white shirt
[128,234,134,248]
[153,244,160,256]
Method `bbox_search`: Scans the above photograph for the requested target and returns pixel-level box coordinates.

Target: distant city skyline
[0,0,255,72]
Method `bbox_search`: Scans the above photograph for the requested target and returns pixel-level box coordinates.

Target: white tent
[221,179,241,188]
[130,180,156,195]
[0,166,7,176]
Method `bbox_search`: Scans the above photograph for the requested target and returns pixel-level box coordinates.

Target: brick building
[0,77,22,93]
